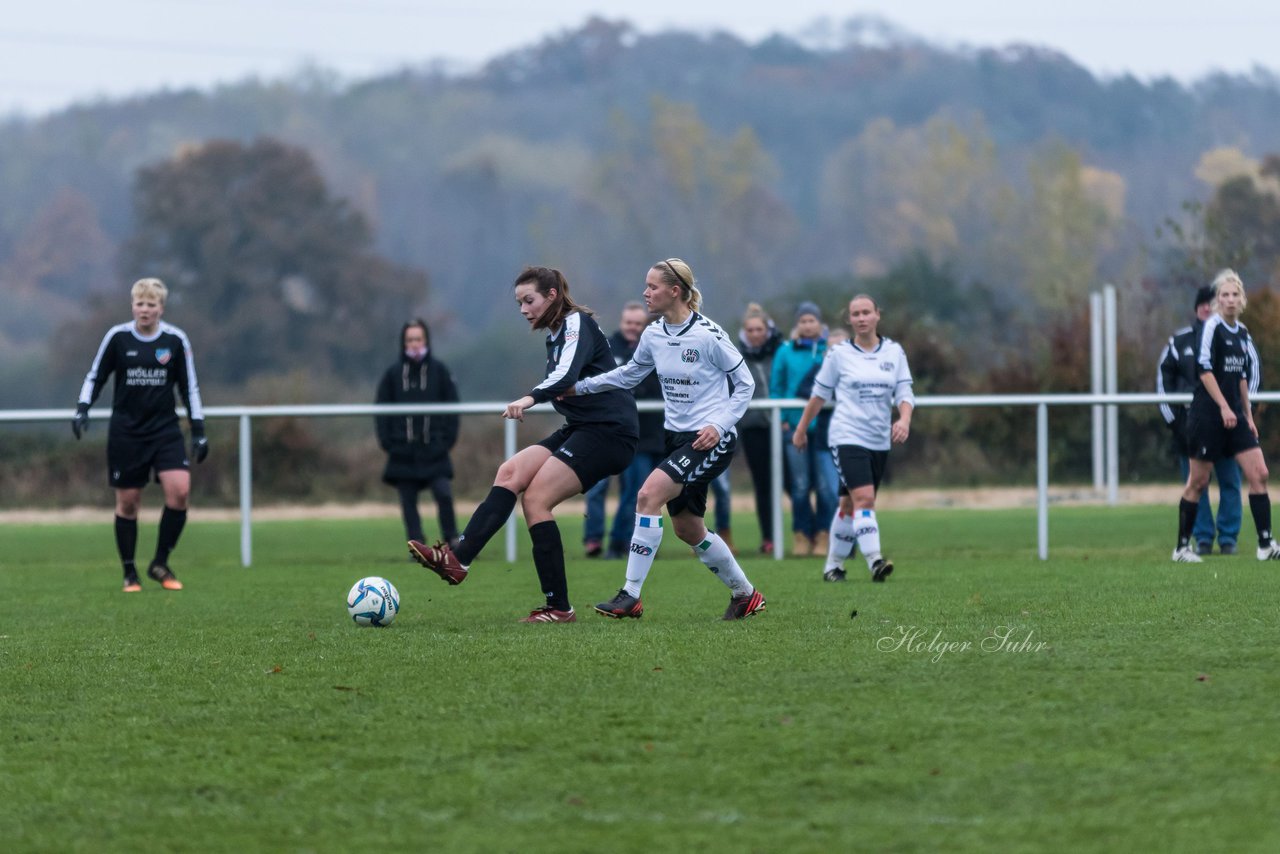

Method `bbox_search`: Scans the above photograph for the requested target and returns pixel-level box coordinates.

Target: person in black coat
[376,319,460,549]
[737,302,782,554]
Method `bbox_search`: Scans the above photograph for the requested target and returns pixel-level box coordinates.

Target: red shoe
[723,589,766,620]
[122,576,142,593]
[146,563,183,591]
[408,539,468,585]
[520,606,577,623]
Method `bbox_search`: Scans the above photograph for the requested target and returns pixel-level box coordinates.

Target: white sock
[695,532,754,596]
[623,514,664,596]
[826,509,856,571]
[854,509,882,571]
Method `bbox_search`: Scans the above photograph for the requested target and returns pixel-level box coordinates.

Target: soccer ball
[346,576,400,627]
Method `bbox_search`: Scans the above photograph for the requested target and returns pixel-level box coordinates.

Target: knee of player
[671,516,705,545]
[493,460,524,492]
[634,484,670,515]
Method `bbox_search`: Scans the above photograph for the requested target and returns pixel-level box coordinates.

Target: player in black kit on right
[74,278,207,592]
[1173,269,1280,563]
[408,266,638,622]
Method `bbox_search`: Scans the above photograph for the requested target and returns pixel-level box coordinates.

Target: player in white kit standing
[568,258,766,620]
[792,294,914,582]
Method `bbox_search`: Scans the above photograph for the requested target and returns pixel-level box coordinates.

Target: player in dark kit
[73,278,207,591]
[1173,269,1280,563]
[1157,285,1243,554]
[408,266,638,622]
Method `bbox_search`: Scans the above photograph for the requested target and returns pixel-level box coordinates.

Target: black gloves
[72,404,90,439]
[191,421,209,464]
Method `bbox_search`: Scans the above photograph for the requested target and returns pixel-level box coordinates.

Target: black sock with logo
[454,486,517,565]
[153,506,187,568]
[1177,499,1198,549]
[115,515,138,578]
[529,520,570,611]
[1248,492,1272,546]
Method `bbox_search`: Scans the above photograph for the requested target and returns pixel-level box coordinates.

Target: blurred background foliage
[3,19,1280,505]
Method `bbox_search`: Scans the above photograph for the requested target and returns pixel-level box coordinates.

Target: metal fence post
[504,416,517,563]
[239,412,252,567]
[770,404,785,560]
[1037,403,1048,561]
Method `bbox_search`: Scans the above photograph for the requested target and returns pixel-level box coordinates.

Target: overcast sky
[2,0,1277,117]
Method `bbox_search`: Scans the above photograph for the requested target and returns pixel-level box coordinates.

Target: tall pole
[1104,284,1119,505]
[1090,291,1104,493]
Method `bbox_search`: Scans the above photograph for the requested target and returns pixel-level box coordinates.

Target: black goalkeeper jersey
[78,321,204,438]
[527,311,638,438]
[1192,314,1260,416]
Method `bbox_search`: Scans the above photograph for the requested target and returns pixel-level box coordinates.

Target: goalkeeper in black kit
[73,278,207,592]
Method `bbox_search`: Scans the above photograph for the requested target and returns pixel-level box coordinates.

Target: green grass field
[2,506,1278,853]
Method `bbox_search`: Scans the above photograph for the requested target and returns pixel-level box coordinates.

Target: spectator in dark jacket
[737,302,782,553]
[376,319,461,549]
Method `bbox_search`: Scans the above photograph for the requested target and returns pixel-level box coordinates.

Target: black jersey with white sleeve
[1193,314,1259,415]
[575,311,754,437]
[78,321,204,438]
[528,310,638,437]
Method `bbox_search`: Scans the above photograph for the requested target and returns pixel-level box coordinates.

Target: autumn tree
[586,97,796,312]
[1159,149,1280,288]
[114,138,427,386]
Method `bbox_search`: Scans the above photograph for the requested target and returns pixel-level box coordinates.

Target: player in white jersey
[793,294,914,582]
[569,258,767,620]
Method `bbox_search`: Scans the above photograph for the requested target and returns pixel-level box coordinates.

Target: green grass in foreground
[1,506,1279,853]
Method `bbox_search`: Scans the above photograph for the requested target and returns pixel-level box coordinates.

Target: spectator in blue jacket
[770,301,838,556]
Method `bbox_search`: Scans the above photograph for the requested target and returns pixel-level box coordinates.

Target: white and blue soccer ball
[346,576,400,627]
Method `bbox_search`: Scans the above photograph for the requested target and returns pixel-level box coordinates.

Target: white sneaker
[1256,540,1280,561]
[1171,546,1203,563]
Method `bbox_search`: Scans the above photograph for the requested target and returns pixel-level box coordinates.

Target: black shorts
[1186,406,1259,462]
[833,445,889,493]
[107,429,189,489]
[657,429,737,518]
[537,424,636,493]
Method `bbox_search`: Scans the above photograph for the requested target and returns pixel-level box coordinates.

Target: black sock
[454,486,517,565]
[529,520,569,611]
[1177,498,1198,548]
[115,515,138,577]
[153,506,188,568]
[1249,492,1272,545]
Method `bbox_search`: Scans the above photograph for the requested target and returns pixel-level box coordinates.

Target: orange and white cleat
[147,563,184,590]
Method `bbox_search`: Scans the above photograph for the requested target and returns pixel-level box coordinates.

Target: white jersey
[576,311,754,437]
[811,337,914,451]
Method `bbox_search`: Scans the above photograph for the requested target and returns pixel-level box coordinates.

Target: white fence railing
[9,393,1276,564]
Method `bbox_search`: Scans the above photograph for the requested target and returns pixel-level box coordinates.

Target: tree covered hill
[2,16,1279,404]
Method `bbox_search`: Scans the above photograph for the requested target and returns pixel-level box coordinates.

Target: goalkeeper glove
[191,421,209,463]
[71,404,90,440]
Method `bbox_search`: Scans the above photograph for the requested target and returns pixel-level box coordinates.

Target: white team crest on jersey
[682,349,700,363]
[880,361,894,372]
[155,348,171,365]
